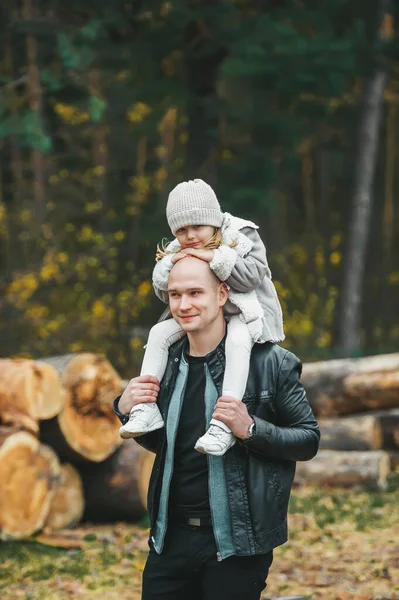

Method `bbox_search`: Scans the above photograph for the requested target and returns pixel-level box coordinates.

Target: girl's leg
[140,319,185,381]
[195,316,253,456]
[221,315,253,400]
[120,319,185,439]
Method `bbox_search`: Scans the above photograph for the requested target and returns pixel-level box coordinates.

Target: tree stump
[0,432,60,540]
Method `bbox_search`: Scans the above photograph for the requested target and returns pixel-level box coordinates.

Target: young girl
[119,179,285,456]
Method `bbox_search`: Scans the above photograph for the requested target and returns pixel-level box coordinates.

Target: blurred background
[0,0,398,377]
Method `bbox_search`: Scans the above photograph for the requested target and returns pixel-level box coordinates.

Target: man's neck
[187,319,226,357]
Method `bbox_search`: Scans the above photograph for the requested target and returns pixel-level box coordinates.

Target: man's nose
[179,295,191,310]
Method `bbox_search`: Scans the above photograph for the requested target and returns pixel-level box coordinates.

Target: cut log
[0,385,38,436]
[388,451,399,472]
[80,440,155,522]
[45,464,85,531]
[0,358,63,420]
[319,409,399,451]
[0,432,60,540]
[294,450,390,491]
[302,353,399,417]
[40,353,123,463]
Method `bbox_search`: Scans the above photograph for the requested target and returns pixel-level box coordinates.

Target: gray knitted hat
[166,179,223,234]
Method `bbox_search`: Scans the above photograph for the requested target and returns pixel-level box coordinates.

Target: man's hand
[182,248,215,263]
[212,396,254,440]
[119,375,160,415]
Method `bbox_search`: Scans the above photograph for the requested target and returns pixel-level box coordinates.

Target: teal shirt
[152,352,235,560]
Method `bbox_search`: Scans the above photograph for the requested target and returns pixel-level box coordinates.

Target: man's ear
[218,282,229,307]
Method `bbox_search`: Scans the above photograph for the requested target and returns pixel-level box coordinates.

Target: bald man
[113,257,320,600]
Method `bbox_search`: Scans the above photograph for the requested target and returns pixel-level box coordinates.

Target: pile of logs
[0,354,154,541]
[297,353,399,491]
[1,350,398,541]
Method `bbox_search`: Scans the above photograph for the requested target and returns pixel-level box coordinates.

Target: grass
[0,474,398,599]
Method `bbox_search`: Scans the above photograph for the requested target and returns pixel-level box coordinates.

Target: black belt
[172,516,213,527]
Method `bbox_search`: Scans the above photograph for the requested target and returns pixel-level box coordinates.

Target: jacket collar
[167,334,226,395]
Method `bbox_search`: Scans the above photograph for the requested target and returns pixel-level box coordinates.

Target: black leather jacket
[113,338,320,555]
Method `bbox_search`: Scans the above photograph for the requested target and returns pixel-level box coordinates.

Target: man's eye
[191,291,199,296]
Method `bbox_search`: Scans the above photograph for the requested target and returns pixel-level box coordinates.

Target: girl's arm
[152,254,174,304]
[209,227,271,293]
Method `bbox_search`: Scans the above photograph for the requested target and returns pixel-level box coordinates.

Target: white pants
[140,315,253,401]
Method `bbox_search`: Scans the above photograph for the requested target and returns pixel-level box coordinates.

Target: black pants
[142,523,273,600]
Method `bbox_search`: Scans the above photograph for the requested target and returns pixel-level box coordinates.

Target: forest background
[1,0,398,377]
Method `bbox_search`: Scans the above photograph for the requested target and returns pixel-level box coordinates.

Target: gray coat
[152,212,284,343]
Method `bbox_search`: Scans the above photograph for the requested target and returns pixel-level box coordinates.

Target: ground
[0,475,398,600]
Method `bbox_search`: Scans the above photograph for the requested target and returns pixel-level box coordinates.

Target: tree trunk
[319,409,399,451]
[45,464,85,531]
[22,0,46,223]
[301,352,399,416]
[336,2,392,354]
[80,440,155,522]
[294,450,390,491]
[0,432,60,540]
[39,353,122,463]
[0,358,63,420]
[319,414,382,451]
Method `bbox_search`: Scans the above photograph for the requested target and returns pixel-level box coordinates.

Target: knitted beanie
[166,179,223,234]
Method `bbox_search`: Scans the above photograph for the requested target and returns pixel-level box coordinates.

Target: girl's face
[175,225,215,249]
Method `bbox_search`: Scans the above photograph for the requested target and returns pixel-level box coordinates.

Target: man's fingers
[136,375,159,384]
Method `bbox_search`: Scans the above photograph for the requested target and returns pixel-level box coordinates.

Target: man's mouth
[179,314,197,320]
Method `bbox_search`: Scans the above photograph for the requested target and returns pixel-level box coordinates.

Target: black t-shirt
[168,351,211,519]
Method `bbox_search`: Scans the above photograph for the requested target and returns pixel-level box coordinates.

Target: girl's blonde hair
[155,227,236,262]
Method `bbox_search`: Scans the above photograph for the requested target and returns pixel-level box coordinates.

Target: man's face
[167,257,227,334]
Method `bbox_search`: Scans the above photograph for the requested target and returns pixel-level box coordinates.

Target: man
[113,256,320,600]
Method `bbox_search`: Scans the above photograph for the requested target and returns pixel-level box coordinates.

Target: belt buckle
[188,517,201,527]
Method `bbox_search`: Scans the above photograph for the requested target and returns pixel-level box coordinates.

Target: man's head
[167,257,228,335]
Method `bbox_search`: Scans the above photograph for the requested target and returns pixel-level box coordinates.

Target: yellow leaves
[20,209,32,223]
[330,251,341,266]
[388,271,399,284]
[40,263,60,281]
[138,280,151,298]
[114,230,125,242]
[7,273,39,308]
[130,337,143,351]
[92,300,107,318]
[54,102,89,125]
[127,102,151,123]
[93,165,105,176]
[25,305,49,321]
[77,225,95,243]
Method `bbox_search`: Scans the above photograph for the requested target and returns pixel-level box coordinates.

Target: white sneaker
[119,403,164,439]
[194,424,236,456]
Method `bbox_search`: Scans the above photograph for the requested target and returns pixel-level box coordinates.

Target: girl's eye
[177,228,185,234]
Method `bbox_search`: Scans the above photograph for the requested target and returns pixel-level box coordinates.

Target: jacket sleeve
[244,352,320,461]
[112,395,160,454]
[210,227,271,292]
[152,255,174,305]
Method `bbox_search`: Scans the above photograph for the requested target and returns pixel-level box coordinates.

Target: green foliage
[0,0,398,370]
